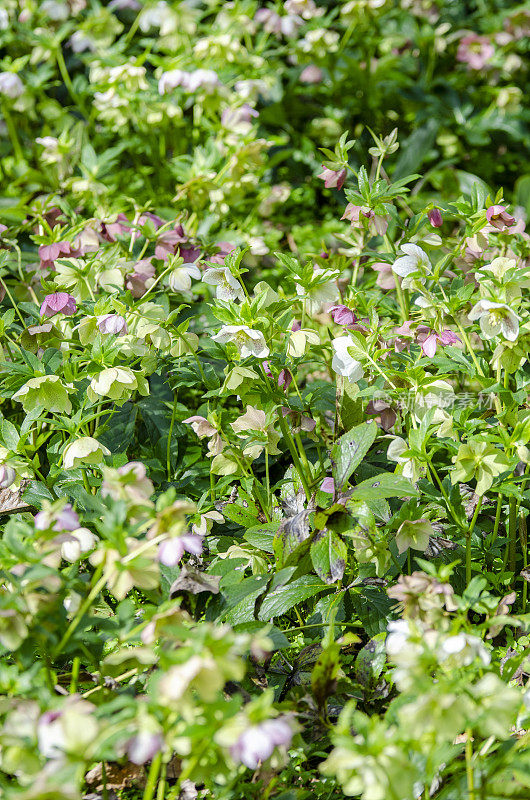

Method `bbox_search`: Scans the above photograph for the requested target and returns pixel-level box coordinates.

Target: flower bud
[0,464,16,489]
[428,209,443,228]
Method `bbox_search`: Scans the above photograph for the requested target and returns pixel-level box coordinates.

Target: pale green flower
[395,518,433,554]
[62,437,110,469]
[13,375,72,414]
[87,367,149,404]
[451,440,510,495]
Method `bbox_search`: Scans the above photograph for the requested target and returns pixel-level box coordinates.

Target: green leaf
[223,504,260,528]
[350,472,419,501]
[244,523,277,553]
[311,641,340,710]
[259,575,328,620]
[310,531,347,585]
[331,420,377,490]
[1,419,20,451]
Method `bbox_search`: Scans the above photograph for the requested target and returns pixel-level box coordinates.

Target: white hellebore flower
[295,268,339,315]
[0,72,24,98]
[468,299,520,342]
[387,436,422,482]
[212,325,269,359]
[62,437,110,469]
[331,336,363,381]
[60,527,97,562]
[202,267,245,302]
[287,329,320,358]
[392,243,431,288]
[168,263,201,292]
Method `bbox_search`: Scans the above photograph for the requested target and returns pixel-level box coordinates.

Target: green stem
[166,393,178,481]
[53,566,106,657]
[1,101,24,162]
[156,762,167,800]
[393,273,408,323]
[465,729,475,800]
[508,496,517,575]
[278,412,311,502]
[55,47,87,116]
[466,497,483,586]
[69,656,80,693]
[142,752,162,800]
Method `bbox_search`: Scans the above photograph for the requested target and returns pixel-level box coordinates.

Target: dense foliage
[2,2,530,799]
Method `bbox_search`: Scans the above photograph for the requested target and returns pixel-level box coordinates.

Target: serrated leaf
[331,421,377,490]
[350,472,418,501]
[310,531,347,585]
[259,575,328,620]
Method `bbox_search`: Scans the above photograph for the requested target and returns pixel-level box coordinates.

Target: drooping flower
[0,465,16,489]
[341,204,388,235]
[127,731,164,765]
[330,305,356,327]
[35,502,80,532]
[320,476,335,494]
[168,263,202,292]
[331,336,363,381]
[486,204,515,231]
[0,72,24,98]
[468,299,520,341]
[286,328,320,358]
[202,267,245,302]
[391,244,431,288]
[295,268,339,315]
[157,533,203,566]
[212,326,269,359]
[183,416,224,456]
[59,527,97,562]
[62,437,111,469]
[416,328,461,358]
[456,34,494,70]
[87,367,149,404]
[318,166,347,190]
[12,375,72,414]
[451,440,510,495]
[395,519,433,554]
[231,406,281,459]
[230,718,293,769]
[126,259,156,298]
[40,292,77,318]
[299,64,323,84]
[97,314,128,335]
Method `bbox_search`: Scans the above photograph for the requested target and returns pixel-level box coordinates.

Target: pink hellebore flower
[126,259,156,298]
[35,503,80,532]
[97,314,128,336]
[299,65,324,84]
[486,205,515,231]
[100,213,131,242]
[40,292,77,318]
[457,34,494,70]
[417,328,461,358]
[157,534,203,567]
[330,305,356,327]
[127,731,164,765]
[372,262,395,290]
[208,242,236,265]
[154,225,188,261]
[230,717,293,769]
[278,369,293,391]
[342,204,388,236]
[318,167,347,191]
[320,476,335,494]
[38,241,72,263]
